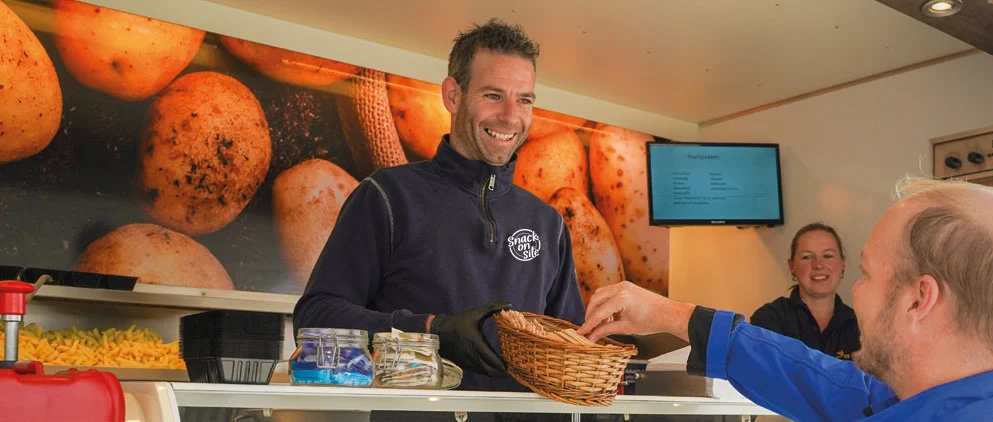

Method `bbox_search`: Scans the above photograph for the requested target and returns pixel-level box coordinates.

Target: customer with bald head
[578,177,993,421]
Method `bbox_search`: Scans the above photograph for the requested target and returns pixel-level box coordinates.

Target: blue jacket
[688,307,993,421]
[293,137,586,391]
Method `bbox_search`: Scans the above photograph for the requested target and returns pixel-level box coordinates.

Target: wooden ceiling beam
[875,0,993,56]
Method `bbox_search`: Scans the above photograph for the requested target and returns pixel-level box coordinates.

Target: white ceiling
[205,0,973,124]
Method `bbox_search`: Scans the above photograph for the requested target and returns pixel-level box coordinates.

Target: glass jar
[372,332,443,389]
[289,328,373,387]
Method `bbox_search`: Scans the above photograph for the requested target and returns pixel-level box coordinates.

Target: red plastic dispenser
[0,280,125,422]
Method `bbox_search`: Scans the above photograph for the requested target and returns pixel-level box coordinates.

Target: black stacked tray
[17,267,137,291]
[179,310,284,384]
[0,266,22,280]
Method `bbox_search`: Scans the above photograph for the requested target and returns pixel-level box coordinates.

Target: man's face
[444,49,535,166]
[851,203,917,383]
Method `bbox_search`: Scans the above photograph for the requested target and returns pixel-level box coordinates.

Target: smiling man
[444,42,535,166]
[578,176,993,421]
[294,18,586,395]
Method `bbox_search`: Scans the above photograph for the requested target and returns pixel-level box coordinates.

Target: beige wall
[671,52,993,316]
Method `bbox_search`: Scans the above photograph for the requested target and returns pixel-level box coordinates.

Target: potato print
[549,187,625,305]
[273,159,358,287]
[0,1,62,164]
[0,2,671,297]
[219,35,361,87]
[53,0,205,101]
[386,74,450,160]
[589,124,670,295]
[337,68,408,178]
[74,223,235,290]
[137,71,272,236]
[528,108,587,140]
[514,130,589,203]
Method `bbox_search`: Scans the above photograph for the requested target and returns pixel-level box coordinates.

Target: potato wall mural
[0,0,671,299]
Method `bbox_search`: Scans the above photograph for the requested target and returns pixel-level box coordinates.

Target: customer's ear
[907,274,940,324]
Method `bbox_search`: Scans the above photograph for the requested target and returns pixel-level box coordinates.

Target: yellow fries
[0,323,185,370]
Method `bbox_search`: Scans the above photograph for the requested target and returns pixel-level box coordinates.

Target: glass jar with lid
[372,332,443,389]
[289,328,373,387]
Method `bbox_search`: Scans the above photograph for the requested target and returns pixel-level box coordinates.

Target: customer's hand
[577,281,696,342]
[429,302,511,377]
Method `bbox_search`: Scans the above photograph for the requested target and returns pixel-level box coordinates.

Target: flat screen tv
[646,142,784,227]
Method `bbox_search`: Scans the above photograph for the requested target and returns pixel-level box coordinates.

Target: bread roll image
[273,159,358,287]
[337,68,408,178]
[137,71,272,236]
[513,131,589,203]
[527,108,587,140]
[74,223,235,290]
[548,187,625,305]
[218,35,361,87]
[386,74,450,160]
[0,1,63,164]
[589,124,669,295]
[53,0,205,101]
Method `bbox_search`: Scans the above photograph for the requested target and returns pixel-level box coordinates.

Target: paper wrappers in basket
[494,311,637,406]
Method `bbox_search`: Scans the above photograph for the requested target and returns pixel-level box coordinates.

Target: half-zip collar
[429,135,517,196]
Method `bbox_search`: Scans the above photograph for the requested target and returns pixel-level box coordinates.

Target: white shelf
[158,382,775,415]
[31,284,299,314]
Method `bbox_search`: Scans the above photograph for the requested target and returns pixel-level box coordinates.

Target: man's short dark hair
[448,18,540,91]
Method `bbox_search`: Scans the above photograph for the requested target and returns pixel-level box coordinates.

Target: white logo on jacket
[508,229,541,261]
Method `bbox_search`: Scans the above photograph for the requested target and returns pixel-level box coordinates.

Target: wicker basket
[494,311,637,406]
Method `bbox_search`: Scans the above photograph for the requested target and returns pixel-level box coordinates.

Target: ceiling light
[931,2,953,10]
[921,0,962,17]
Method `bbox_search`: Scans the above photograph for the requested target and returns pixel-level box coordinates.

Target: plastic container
[104,274,138,291]
[14,268,137,291]
[289,328,373,387]
[0,266,22,280]
[179,310,285,385]
[68,271,104,288]
[372,332,443,389]
[180,338,282,360]
[180,310,284,341]
[19,268,68,286]
[184,357,277,384]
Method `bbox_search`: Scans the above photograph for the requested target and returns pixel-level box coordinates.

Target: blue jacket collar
[868,369,993,420]
[430,135,517,195]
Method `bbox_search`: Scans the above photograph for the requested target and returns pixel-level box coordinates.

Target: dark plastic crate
[19,268,68,286]
[179,407,239,422]
[180,338,282,360]
[16,268,138,291]
[0,266,22,280]
[180,310,284,341]
[69,271,104,288]
[104,274,138,291]
[183,357,277,384]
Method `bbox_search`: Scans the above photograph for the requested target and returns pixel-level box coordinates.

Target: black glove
[430,301,511,377]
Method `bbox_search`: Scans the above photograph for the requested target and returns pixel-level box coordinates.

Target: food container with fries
[0,323,186,370]
[494,310,637,406]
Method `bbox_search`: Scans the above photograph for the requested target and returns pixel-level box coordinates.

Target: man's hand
[429,302,511,377]
[576,281,696,342]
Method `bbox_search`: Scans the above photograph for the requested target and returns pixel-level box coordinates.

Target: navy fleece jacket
[293,137,586,391]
